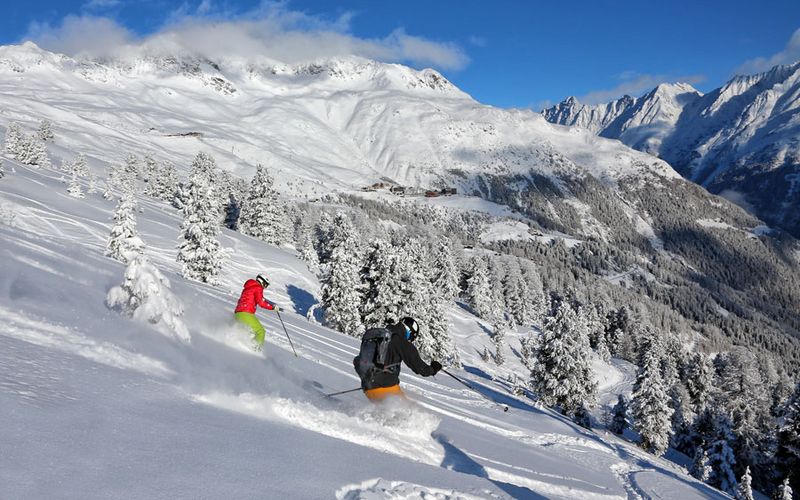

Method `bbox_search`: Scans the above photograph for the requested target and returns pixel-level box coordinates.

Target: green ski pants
[234,312,265,346]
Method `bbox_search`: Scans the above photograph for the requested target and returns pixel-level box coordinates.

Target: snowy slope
[543,62,800,236]
[0,154,724,498]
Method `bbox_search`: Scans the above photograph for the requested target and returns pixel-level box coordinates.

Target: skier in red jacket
[234,274,279,351]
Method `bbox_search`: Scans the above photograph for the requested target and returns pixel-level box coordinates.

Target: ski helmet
[400,317,419,342]
[256,274,269,288]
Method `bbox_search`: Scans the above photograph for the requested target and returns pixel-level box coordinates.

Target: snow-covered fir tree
[466,255,492,319]
[67,171,84,198]
[486,256,507,322]
[502,259,526,326]
[397,238,455,363]
[686,352,715,413]
[360,238,403,327]
[530,299,597,417]
[4,122,22,155]
[775,477,793,500]
[0,160,5,179]
[520,260,545,322]
[314,212,335,263]
[124,153,140,181]
[320,213,363,337]
[492,320,507,366]
[172,181,189,210]
[690,448,712,482]
[609,394,628,435]
[519,335,534,370]
[152,160,178,202]
[716,350,772,482]
[777,381,800,495]
[239,163,288,246]
[735,467,754,500]
[142,154,159,197]
[15,133,50,168]
[430,240,459,302]
[106,254,190,342]
[630,334,674,456]
[177,152,224,284]
[70,153,89,178]
[106,190,144,263]
[37,119,54,142]
[707,413,738,495]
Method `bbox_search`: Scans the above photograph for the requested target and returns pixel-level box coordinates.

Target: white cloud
[82,0,121,10]
[22,2,469,71]
[576,73,706,105]
[736,27,800,75]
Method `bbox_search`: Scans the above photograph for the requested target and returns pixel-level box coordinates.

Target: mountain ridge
[543,61,800,236]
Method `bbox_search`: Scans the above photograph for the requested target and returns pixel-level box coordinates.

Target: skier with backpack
[353,317,442,401]
[234,274,280,351]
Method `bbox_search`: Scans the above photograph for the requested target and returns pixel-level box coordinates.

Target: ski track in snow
[0,155,726,499]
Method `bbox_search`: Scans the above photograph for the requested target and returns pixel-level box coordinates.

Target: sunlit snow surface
[0,156,727,498]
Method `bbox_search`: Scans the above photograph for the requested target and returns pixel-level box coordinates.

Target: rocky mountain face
[3,42,800,366]
[544,63,800,237]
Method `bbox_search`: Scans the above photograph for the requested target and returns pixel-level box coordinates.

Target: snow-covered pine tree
[716,350,772,481]
[106,190,144,263]
[172,181,189,210]
[735,467,754,500]
[67,171,84,198]
[155,160,178,202]
[177,152,224,284]
[4,122,22,155]
[143,154,159,197]
[320,212,363,337]
[774,477,793,500]
[492,320,507,366]
[519,335,534,370]
[239,163,289,246]
[0,160,5,179]
[37,119,54,142]
[124,153,140,181]
[106,254,190,342]
[520,260,545,322]
[686,352,715,414]
[430,240,459,303]
[466,255,492,319]
[480,346,491,362]
[360,238,403,327]
[487,256,507,323]
[630,334,674,456]
[530,299,597,417]
[314,212,335,263]
[707,413,738,495]
[777,381,800,495]
[502,259,526,326]
[609,394,628,435]
[671,384,697,454]
[71,153,89,178]
[16,133,50,168]
[690,448,712,482]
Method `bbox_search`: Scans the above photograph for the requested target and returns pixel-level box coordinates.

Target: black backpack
[353,327,397,387]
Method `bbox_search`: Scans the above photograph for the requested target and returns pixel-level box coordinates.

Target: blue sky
[4,0,800,109]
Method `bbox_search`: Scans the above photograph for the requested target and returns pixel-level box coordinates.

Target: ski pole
[442,369,509,412]
[275,309,298,357]
[324,387,362,398]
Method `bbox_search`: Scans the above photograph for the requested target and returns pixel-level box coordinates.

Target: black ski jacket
[366,323,436,389]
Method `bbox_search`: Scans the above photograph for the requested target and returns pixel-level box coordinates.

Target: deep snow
[0,152,727,499]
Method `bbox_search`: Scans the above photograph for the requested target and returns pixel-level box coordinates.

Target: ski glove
[430,361,442,375]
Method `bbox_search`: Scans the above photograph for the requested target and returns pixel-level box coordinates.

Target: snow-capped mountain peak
[543,61,800,237]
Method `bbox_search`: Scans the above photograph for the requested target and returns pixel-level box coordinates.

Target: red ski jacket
[235,279,275,314]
